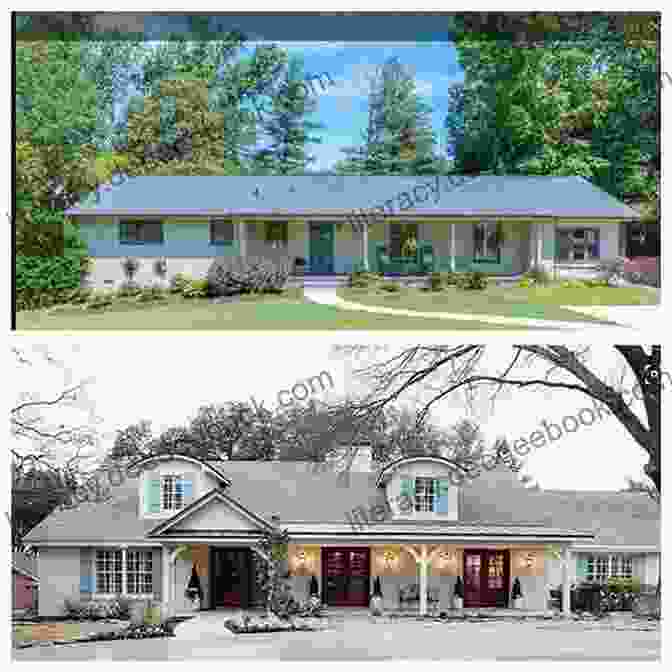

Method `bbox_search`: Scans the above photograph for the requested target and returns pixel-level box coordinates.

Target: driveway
[12,616,660,661]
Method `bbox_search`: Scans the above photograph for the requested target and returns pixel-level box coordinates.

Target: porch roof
[66,175,640,219]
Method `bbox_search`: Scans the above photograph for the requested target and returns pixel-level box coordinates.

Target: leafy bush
[207,256,290,297]
[524,265,552,286]
[596,257,626,280]
[137,285,168,302]
[63,597,132,621]
[456,270,488,290]
[583,278,610,288]
[560,279,588,289]
[347,269,381,288]
[428,272,443,291]
[379,281,401,292]
[182,278,209,299]
[169,273,191,294]
[517,278,534,289]
[117,280,142,298]
[86,290,115,310]
[16,287,94,312]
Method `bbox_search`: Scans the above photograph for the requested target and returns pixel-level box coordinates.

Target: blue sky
[258,41,463,170]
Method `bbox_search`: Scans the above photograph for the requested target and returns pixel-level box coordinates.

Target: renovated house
[24,450,660,617]
[65,175,641,288]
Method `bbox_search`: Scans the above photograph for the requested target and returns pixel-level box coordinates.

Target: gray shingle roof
[66,175,640,219]
[22,461,659,548]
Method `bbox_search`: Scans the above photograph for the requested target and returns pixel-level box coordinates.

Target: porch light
[383,550,398,571]
[525,553,536,569]
[296,550,308,568]
[438,551,457,569]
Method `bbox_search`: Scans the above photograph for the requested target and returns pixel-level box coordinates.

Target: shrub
[524,265,552,286]
[169,273,191,294]
[117,280,142,298]
[597,256,626,280]
[137,284,168,302]
[182,278,209,299]
[456,270,488,290]
[428,272,443,291]
[560,279,587,289]
[86,290,114,310]
[517,278,534,289]
[207,256,290,297]
[347,269,381,289]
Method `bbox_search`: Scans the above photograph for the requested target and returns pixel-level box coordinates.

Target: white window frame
[161,474,185,512]
[95,549,122,595]
[586,554,633,582]
[557,227,600,262]
[95,548,154,598]
[414,478,436,513]
[127,550,154,596]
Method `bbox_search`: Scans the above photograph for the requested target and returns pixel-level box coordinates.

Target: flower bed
[224,612,324,634]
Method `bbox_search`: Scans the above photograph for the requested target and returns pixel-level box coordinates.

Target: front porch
[160,542,576,618]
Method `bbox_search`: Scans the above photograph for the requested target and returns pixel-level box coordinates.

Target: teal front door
[309,222,335,273]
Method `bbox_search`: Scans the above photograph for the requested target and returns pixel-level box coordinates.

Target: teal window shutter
[435,479,449,514]
[146,477,161,513]
[80,574,95,593]
[576,556,589,580]
[400,478,413,498]
[181,479,192,501]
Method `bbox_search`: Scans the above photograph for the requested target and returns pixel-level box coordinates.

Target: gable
[169,496,264,533]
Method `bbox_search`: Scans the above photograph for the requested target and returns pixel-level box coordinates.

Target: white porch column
[162,547,171,608]
[362,224,370,271]
[562,546,572,617]
[536,222,544,267]
[121,545,128,596]
[238,220,247,258]
[450,222,456,272]
[419,546,429,616]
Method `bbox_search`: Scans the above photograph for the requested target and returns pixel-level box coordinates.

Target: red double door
[322,547,371,607]
[463,549,510,608]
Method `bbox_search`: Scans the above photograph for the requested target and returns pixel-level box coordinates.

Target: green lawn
[338,284,658,322]
[16,291,524,331]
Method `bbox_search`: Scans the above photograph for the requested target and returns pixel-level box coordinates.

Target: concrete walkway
[303,287,635,331]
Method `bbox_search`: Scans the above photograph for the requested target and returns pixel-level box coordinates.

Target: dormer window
[400,477,451,514]
[161,475,185,511]
[414,477,436,512]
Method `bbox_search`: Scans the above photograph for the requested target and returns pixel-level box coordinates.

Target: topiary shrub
[456,270,488,290]
[207,256,290,297]
[169,272,191,294]
[182,278,209,299]
[347,269,381,289]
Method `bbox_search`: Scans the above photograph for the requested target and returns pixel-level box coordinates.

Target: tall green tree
[339,57,439,175]
[252,56,323,174]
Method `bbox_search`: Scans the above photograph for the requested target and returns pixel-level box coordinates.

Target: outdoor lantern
[296,550,308,569]
[438,550,457,569]
[525,553,536,569]
[383,550,398,571]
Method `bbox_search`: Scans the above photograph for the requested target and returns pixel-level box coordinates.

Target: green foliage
[339,57,441,175]
[137,285,169,303]
[446,17,658,213]
[427,271,459,291]
[379,281,402,292]
[456,270,488,290]
[523,265,552,286]
[347,269,381,288]
[207,256,290,296]
[169,273,191,294]
[86,290,115,310]
[181,278,210,299]
[117,281,142,298]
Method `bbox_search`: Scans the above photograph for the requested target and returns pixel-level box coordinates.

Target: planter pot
[452,596,463,610]
[370,595,383,616]
[512,597,523,610]
[189,597,201,612]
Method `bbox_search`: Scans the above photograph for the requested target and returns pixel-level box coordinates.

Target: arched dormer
[128,454,231,519]
[376,456,460,521]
